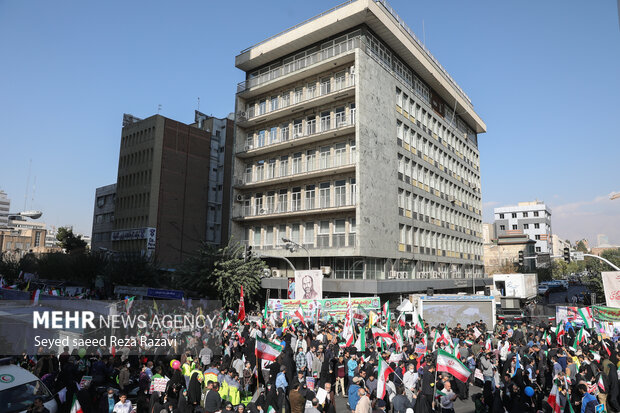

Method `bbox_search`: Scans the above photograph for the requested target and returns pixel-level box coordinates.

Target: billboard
[419,296,495,328]
[556,306,593,327]
[602,271,620,307]
[295,270,323,300]
[267,297,380,318]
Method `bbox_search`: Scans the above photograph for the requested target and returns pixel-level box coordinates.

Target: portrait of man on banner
[295,270,323,300]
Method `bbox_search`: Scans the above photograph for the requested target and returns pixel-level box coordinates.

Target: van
[0,365,58,413]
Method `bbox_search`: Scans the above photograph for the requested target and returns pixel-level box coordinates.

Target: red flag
[238,286,246,322]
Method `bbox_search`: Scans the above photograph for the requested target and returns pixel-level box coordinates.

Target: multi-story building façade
[231,0,487,296]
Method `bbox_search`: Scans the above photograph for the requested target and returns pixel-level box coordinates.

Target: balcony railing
[237,37,359,93]
[240,160,355,185]
[241,120,355,154]
[237,200,355,219]
[244,78,354,122]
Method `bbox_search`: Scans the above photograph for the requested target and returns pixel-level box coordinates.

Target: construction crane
[611,192,620,200]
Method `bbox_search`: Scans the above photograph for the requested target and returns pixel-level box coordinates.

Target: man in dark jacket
[392,385,415,413]
[204,381,222,413]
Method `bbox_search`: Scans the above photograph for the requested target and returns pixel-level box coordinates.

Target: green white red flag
[436,349,471,382]
[547,382,561,413]
[70,394,83,413]
[255,336,283,361]
[354,326,366,352]
[294,305,306,326]
[377,356,394,399]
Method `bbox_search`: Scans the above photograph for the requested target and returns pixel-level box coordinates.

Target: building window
[319,146,330,169]
[522,212,528,218]
[334,143,346,166]
[34,231,41,247]
[523,224,529,229]
[333,219,346,247]
[277,225,287,245]
[320,77,331,95]
[258,99,266,115]
[512,225,517,230]
[281,124,289,141]
[319,182,330,208]
[305,222,314,246]
[291,187,301,211]
[266,191,275,213]
[291,223,301,243]
[270,96,279,112]
[349,218,356,247]
[335,107,346,127]
[280,156,289,176]
[499,213,504,219]
[511,213,517,218]
[334,180,346,207]
[305,185,315,210]
[306,150,315,172]
[350,178,356,205]
[307,83,316,99]
[500,225,505,230]
[320,111,331,132]
[265,226,274,247]
[317,221,330,247]
[536,246,541,253]
[97,196,105,208]
[534,223,540,229]
[292,153,302,174]
[306,116,316,135]
[535,235,541,240]
[253,227,261,246]
[534,211,539,217]
[278,190,288,213]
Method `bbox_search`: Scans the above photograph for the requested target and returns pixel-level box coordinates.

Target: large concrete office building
[494,201,552,255]
[91,183,116,252]
[111,112,233,267]
[0,190,9,228]
[231,0,487,296]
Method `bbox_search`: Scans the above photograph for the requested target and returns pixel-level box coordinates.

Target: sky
[1,0,619,245]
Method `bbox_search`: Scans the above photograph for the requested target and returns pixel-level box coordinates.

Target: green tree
[56,227,87,254]
[576,240,589,253]
[176,240,265,309]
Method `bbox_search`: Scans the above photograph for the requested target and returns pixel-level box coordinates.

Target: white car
[537,285,550,295]
[0,365,58,413]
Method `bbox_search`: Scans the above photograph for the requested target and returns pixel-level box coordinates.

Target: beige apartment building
[231,0,487,295]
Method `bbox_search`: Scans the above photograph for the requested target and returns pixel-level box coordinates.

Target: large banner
[556,306,593,327]
[268,297,380,318]
[602,271,620,307]
[592,306,620,322]
[295,270,323,300]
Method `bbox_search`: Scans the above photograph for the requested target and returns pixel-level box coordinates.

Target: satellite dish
[21,211,42,219]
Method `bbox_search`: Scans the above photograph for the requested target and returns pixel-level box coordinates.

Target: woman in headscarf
[175,388,191,413]
[187,372,203,410]
[149,391,162,413]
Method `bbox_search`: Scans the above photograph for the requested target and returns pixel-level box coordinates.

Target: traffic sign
[572,251,584,261]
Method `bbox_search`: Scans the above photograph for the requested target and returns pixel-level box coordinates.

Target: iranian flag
[343,295,354,346]
[484,337,492,351]
[602,339,611,357]
[263,301,269,320]
[70,394,83,413]
[598,375,606,392]
[576,327,590,344]
[383,301,391,328]
[31,289,40,305]
[238,286,246,322]
[372,327,396,346]
[397,312,406,327]
[542,331,551,346]
[555,322,565,344]
[255,336,283,361]
[578,307,592,329]
[412,308,424,333]
[354,327,366,352]
[294,305,306,326]
[436,349,471,382]
[452,343,461,360]
[223,317,232,330]
[395,325,405,350]
[547,382,561,413]
[441,327,453,348]
[376,357,394,399]
[590,350,601,362]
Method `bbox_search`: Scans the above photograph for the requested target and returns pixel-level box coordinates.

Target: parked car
[0,365,58,413]
[538,284,550,295]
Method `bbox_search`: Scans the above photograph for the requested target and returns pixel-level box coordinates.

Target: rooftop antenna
[30,176,37,210]
[157,104,162,114]
[24,159,32,210]
[197,97,200,111]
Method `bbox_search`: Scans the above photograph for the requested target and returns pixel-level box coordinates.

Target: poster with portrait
[295,270,323,300]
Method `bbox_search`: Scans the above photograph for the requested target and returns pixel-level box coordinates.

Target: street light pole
[282,238,311,270]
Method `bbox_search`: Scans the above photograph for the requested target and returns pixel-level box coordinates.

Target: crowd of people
[6,299,620,413]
